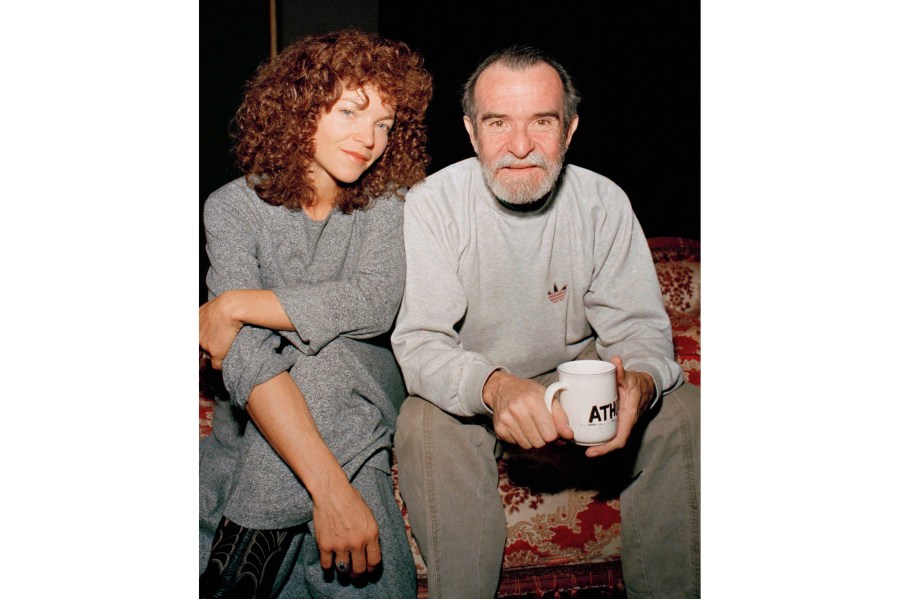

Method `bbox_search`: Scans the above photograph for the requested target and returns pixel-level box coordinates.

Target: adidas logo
[547,283,567,304]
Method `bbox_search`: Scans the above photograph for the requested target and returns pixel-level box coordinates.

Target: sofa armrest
[648,237,700,386]
[648,237,700,318]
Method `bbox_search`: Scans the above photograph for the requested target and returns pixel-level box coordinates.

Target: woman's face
[309,84,395,198]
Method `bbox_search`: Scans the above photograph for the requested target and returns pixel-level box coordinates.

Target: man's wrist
[481,368,512,412]
[482,369,502,410]
[634,371,657,413]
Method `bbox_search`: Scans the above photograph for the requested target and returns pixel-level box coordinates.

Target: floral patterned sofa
[199,236,700,598]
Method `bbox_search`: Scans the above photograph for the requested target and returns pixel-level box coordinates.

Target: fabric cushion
[391,444,624,589]
[669,309,701,386]
[656,261,700,317]
[649,236,700,318]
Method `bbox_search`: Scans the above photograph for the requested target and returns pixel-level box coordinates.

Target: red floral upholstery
[199,352,214,440]
[650,237,700,387]
[199,237,700,598]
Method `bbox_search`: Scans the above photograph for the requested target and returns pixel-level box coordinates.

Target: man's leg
[560,344,701,597]
[619,382,701,599]
[394,396,506,599]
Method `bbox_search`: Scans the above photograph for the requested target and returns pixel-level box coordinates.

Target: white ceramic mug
[544,360,618,446]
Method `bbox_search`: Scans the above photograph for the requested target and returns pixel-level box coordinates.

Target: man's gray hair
[461,45,581,130]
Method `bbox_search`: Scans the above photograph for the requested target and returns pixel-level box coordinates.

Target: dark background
[200,1,699,304]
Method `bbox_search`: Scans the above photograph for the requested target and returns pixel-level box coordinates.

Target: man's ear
[463,116,479,155]
[564,115,579,148]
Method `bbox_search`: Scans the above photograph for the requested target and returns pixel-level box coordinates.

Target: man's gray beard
[479,148,565,205]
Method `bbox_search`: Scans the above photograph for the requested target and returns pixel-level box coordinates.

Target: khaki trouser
[394,346,701,599]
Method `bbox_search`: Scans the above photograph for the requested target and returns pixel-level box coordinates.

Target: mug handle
[544,382,568,413]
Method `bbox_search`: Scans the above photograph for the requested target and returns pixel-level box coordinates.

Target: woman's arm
[271,197,405,352]
[200,289,289,368]
[202,196,405,361]
[247,371,382,574]
[202,184,296,405]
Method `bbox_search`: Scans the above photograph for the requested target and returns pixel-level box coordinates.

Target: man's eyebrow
[478,111,561,122]
[479,112,507,122]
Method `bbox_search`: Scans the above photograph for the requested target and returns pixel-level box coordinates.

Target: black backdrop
[200,1,699,303]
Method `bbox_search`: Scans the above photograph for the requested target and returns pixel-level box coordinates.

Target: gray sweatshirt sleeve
[585,182,684,407]
[391,191,498,417]
[204,185,298,409]
[271,197,405,354]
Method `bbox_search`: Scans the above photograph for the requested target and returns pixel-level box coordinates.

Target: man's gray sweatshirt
[391,158,683,418]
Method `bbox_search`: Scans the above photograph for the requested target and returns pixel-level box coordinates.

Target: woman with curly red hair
[198,30,431,598]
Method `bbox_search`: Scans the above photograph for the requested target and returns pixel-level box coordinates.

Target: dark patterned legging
[199,517,297,599]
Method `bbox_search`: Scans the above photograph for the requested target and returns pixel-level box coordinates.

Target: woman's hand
[200,290,295,369]
[199,291,243,369]
[312,476,382,576]
[244,372,383,577]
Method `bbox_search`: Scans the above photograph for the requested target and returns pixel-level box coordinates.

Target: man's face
[464,63,578,205]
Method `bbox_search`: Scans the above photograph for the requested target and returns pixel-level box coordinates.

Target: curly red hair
[233,29,433,213]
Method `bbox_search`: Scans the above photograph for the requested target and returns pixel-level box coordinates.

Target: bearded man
[391,46,701,599]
